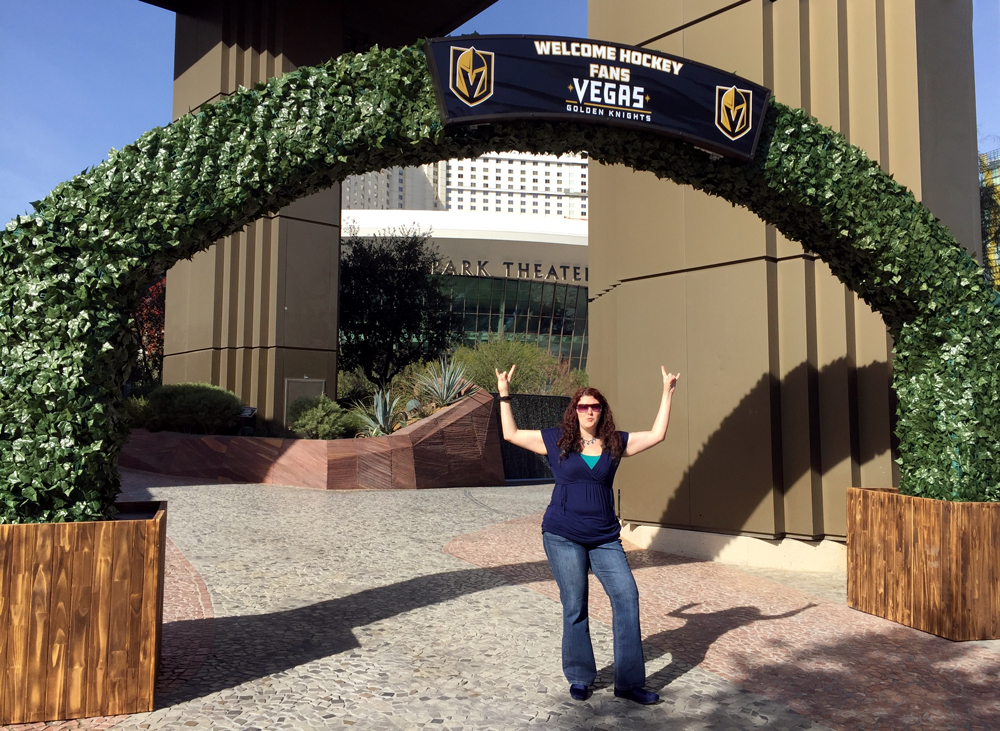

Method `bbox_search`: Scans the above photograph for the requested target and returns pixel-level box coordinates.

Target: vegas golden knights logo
[715,85,752,141]
[449,46,494,107]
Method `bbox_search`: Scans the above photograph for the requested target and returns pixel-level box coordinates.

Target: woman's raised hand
[495,364,516,396]
[661,366,680,394]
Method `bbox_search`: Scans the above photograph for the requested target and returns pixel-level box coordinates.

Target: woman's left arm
[624,367,680,457]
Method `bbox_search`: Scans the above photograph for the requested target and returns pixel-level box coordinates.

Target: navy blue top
[540,428,629,545]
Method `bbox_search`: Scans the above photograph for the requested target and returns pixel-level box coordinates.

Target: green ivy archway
[2,44,997,522]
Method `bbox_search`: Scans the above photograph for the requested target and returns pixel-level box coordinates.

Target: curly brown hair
[556,387,624,463]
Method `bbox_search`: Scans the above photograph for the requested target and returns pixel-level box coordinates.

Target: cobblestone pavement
[113,470,826,731]
[447,515,1000,730]
[7,470,998,730]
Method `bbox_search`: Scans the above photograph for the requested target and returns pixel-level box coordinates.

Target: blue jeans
[541,531,645,691]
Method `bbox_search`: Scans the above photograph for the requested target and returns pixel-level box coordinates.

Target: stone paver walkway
[5,469,1000,730]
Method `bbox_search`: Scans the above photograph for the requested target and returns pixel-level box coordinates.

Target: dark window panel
[491,279,506,310]
[553,284,567,317]
[516,281,531,312]
[503,280,518,316]
[528,283,543,314]
[564,285,579,312]
[541,282,556,316]
[557,336,573,360]
[478,278,494,303]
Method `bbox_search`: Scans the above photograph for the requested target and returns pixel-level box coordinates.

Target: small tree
[979,153,1000,290]
[339,226,453,386]
[131,277,165,386]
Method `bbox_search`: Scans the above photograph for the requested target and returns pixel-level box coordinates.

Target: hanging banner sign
[425,35,772,161]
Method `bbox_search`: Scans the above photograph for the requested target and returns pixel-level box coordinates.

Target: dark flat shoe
[614,687,659,704]
[569,683,589,700]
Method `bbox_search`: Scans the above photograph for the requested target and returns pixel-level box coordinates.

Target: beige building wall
[589,0,980,541]
[162,0,345,423]
[159,0,502,423]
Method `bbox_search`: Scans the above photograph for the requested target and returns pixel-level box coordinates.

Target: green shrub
[288,395,323,426]
[123,395,153,430]
[146,383,244,435]
[337,368,377,403]
[398,397,428,428]
[454,337,587,396]
[252,417,298,438]
[125,380,158,399]
[386,360,430,400]
[292,395,363,439]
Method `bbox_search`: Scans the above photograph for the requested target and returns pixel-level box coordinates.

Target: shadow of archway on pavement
[156,552,693,707]
[711,624,1000,730]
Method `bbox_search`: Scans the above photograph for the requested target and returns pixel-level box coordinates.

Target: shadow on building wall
[645,356,895,541]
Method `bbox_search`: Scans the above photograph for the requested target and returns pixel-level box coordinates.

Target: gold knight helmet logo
[449,46,494,107]
[715,85,752,141]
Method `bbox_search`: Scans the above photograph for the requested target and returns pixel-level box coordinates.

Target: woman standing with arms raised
[495,365,679,705]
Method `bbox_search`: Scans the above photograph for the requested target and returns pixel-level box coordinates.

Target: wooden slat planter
[847,487,1000,641]
[0,501,167,724]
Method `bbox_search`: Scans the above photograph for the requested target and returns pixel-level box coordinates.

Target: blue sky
[1,0,997,222]
[974,0,1000,151]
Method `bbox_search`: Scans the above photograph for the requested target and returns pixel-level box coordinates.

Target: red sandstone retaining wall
[120,390,505,489]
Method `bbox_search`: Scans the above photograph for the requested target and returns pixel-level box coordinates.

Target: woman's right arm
[495,364,547,455]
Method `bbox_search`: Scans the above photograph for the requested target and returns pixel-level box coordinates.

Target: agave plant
[416,356,477,407]
[351,388,404,437]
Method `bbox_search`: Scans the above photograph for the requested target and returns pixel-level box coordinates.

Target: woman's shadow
[595,601,817,693]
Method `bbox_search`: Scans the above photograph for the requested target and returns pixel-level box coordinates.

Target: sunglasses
[576,403,602,413]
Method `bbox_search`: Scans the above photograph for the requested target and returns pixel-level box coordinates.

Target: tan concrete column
[588,0,979,541]
[162,0,344,423]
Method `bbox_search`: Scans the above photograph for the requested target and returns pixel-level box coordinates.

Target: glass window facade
[439,275,589,370]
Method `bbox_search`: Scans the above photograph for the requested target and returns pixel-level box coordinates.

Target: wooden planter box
[847,487,1000,641]
[0,501,167,724]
